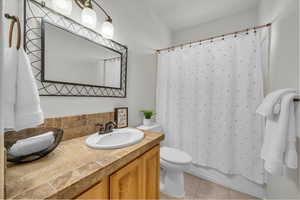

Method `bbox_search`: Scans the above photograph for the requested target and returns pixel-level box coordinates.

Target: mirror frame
[24,0,128,98]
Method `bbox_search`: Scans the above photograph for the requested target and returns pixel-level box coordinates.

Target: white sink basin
[86,128,144,149]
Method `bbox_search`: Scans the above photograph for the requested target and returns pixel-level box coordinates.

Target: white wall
[33,0,171,126]
[258,0,299,199]
[0,0,4,198]
[172,8,258,45]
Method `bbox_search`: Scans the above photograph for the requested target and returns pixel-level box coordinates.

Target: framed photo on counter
[114,107,128,128]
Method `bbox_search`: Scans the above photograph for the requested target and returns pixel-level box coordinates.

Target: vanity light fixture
[81,6,97,29]
[52,0,73,16]
[52,0,114,39]
[100,18,114,39]
[75,0,114,39]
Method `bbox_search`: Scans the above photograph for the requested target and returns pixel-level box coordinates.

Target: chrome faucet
[95,121,117,135]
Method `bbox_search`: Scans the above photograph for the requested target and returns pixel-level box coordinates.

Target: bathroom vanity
[5,130,164,199]
[78,145,160,199]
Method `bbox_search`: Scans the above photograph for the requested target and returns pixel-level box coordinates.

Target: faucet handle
[95,123,105,134]
[112,121,117,128]
[105,121,117,132]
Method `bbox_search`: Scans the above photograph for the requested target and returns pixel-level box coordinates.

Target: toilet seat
[160,147,192,165]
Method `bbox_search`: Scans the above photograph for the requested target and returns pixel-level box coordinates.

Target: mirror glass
[43,22,122,88]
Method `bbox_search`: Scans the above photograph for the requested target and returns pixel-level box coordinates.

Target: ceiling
[143,0,260,31]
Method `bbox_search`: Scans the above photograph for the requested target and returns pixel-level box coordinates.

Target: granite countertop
[6,130,164,199]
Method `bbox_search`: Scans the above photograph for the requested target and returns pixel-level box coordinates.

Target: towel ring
[5,14,21,50]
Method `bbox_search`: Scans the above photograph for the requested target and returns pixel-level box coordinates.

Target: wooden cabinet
[110,157,144,199]
[142,145,160,199]
[77,177,109,199]
[76,145,160,200]
[110,145,160,199]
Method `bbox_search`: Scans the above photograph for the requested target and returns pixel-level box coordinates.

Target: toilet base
[160,169,185,198]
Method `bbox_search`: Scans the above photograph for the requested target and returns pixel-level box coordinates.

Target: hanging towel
[256,88,297,119]
[284,95,297,168]
[258,92,298,175]
[3,48,44,131]
[15,49,44,131]
[3,48,18,129]
[296,103,300,138]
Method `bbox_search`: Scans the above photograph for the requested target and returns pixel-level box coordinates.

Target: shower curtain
[156,29,270,184]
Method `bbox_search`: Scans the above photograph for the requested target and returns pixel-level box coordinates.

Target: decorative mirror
[24,0,127,97]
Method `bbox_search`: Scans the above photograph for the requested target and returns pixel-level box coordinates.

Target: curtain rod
[156,23,272,53]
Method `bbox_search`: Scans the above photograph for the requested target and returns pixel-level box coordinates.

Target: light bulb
[52,0,72,16]
[101,20,114,39]
[81,7,97,29]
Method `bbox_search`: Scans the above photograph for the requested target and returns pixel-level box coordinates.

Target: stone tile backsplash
[39,112,114,141]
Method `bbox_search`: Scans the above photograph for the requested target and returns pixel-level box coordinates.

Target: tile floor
[160,173,258,200]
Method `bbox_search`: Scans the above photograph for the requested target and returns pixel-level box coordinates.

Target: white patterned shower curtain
[156,29,270,184]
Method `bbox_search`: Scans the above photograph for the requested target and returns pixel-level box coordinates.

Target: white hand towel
[284,98,297,169]
[296,103,300,138]
[3,48,18,129]
[259,93,298,175]
[256,88,297,119]
[3,48,44,131]
[14,49,44,131]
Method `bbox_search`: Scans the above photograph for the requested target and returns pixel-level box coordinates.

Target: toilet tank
[136,123,163,133]
[137,123,166,146]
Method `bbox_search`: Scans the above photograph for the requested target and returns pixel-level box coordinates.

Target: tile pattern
[161,173,258,200]
[39,112,114,141]
[6,131,164,199]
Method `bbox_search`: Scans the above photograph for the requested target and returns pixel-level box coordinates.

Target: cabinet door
[110,157,144,199]
[77,176,109,199]
[142,145,160,199]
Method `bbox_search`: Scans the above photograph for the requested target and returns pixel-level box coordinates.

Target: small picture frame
[114,107,128,128]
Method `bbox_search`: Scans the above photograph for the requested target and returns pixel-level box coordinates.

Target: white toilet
[137,123,192,198]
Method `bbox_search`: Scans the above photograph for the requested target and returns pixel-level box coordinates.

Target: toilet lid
[160,147,192,165]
